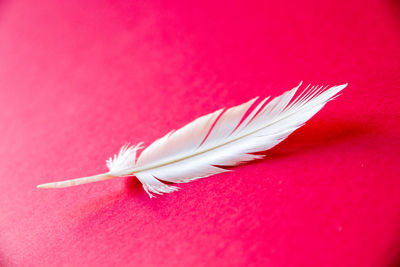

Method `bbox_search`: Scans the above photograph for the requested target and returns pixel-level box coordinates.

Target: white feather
[37,82,347,197]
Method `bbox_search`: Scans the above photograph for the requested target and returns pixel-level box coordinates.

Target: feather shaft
[37,173,113,189]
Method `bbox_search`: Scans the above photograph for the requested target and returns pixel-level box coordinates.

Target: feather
[37,82,347,197]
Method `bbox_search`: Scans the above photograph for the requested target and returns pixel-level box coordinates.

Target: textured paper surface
[0,0,399,266]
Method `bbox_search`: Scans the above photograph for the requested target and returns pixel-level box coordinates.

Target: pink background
[0,0,399,266]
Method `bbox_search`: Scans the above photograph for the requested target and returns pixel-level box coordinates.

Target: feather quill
[37,82,347,197]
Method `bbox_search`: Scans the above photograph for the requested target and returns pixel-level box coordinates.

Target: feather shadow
[264,118,371,158]
[214,118,371,169]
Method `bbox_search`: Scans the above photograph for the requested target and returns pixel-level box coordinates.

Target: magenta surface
[0,0,399,266]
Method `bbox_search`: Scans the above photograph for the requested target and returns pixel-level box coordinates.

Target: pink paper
[0,0,399,266]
